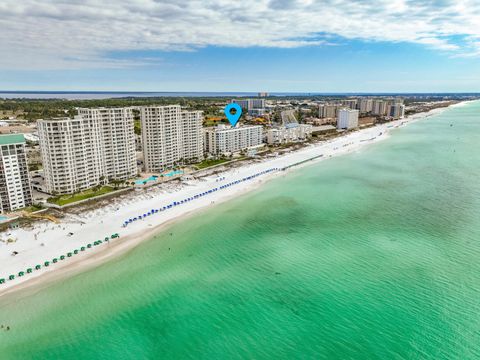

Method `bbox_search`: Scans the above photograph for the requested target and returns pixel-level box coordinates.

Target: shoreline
[0,103,464,300]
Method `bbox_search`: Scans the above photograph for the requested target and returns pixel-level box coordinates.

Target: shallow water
[1,102,480,359]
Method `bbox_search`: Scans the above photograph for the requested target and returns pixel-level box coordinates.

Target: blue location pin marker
[224,103,242,127]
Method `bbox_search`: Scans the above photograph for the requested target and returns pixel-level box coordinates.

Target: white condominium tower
[204,125,263,155]
[0,134,32,212]
[372,100,388,116]
[337,109,359,129]
[38,108,136,194]
[78,108,137,180]
[141,105,203,172]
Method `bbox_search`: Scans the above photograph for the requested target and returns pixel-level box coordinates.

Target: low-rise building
[0,134,32,212]
[204,125,263,155]
[311,125,337,136]
[337,109,359,129]
[266,124,312,145]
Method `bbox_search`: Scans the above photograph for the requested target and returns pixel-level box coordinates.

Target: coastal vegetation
[195,158,231,169]
[48,186,117,206]
[0,97,229,121]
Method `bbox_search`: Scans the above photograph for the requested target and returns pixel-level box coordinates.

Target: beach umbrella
[44,261,50,267]
[67,252,72,257]
[18,271,24,277]
[8,275,15,280]
[53,258,58,263]
[60,255,66,260]
[27,268,32,273]
[35,265,41,270]
[105,237,109,241]
[87,244,92,248]
[0,278,5,284]
[74,250,79,254]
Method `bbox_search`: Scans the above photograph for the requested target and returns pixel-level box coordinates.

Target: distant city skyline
[1,1,480,92]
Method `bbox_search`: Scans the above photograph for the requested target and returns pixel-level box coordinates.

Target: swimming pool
[134,176,158,185]
[0,215,9,221]
[164,170,183,177]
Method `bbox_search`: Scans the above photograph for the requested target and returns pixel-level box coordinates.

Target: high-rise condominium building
[231,99,266,111]
[372,100,388,116]
[337,109,359,129]
[318,104,341,119]
[141,105,203,172]
[342,99,358,110]
[388,104,406,119]
[38,108,136,194]
[358,98,373,113]
[0,134,32,212]
[204,125,263,155]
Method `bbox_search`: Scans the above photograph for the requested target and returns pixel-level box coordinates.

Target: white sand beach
[0,105,456,297]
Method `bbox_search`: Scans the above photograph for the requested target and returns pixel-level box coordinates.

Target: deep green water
[1,102,480,359]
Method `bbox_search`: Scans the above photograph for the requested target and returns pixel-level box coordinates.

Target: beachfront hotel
[204,124,263,155]
[337,108,359,129]
[140,105,204,172]
[0,134,33,212]
[38,108,137,194]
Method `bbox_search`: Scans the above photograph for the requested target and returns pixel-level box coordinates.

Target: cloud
[1,0,480,69]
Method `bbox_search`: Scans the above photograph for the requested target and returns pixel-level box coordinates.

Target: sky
[1,0,480,93]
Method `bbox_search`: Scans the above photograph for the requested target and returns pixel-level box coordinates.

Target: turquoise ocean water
[1,102,480,359]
